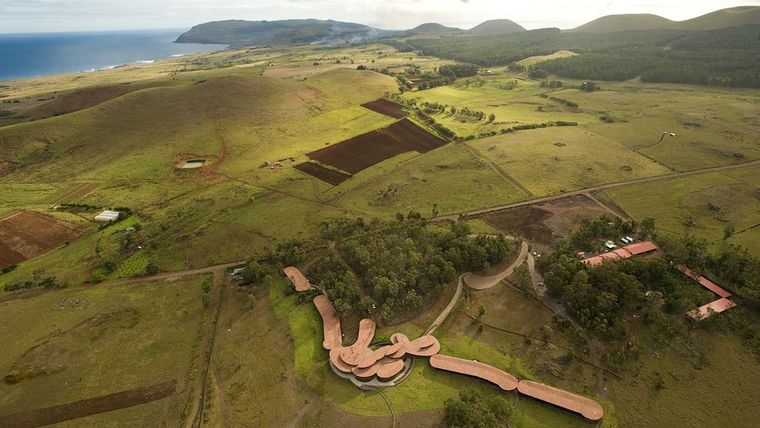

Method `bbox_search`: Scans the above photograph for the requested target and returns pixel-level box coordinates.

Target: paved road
[430,159,760,222]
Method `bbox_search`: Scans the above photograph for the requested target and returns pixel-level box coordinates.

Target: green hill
[571,14,676,33]
[409,23,462,34]
[681,6,760,30]
[468,19,526,35]
[176,19,398,46]
[572,6,760,33]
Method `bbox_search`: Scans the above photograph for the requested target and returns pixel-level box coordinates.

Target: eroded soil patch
[0,379,176,428]
[480,195,613,248]
[0,211,83,269]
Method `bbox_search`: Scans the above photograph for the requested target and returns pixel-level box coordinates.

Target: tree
[145,263,159,275]
[242,259,269,284]
[723,224,736,240]
[443,390,512,428]
[640,217,656,238]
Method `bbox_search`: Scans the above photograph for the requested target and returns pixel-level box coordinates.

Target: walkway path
[424,240,528,335]
[429,158,760,222]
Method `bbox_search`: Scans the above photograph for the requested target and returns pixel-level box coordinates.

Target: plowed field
[0,211,83,269]
[360,98,408,119]
[294,162,352,185]
[307,119,447,174]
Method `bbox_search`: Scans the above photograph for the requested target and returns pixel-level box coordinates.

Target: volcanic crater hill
[468,19,527,35]
[571,6,760,33]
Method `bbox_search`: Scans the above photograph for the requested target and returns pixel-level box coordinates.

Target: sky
[1,0,759,33]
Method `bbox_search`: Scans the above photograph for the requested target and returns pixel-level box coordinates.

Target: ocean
[0,30,227,81]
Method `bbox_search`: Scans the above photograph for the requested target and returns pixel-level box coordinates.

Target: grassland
[471,127,670,196]
[604,165,760,251]
[0,275,208,426]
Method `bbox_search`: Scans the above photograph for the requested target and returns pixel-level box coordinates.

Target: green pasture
[471,127,669,196]
[0,275,207,425]
[605,165,760,254]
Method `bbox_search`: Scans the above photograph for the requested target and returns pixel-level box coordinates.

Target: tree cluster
[443,389,512,428]
[405,25,760,88]
[313,214,514,321]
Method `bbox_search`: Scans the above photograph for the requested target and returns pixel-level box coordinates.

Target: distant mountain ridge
[176,7,760,46]
[572,6,760,33]
[175,19,400,46]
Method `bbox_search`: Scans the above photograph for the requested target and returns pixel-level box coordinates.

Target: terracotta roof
[626,241,658,255]
[338,319,376,366]
[517,380,604,421]
[687,298,737,320]
[429,354,518,391]
[676,265,731,298]
[283,266,311,292]
[352,357,406,380]
[313,295,342,350]
[583,240,658,266]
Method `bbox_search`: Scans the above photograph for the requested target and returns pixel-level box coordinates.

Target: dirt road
[430,159,760,222]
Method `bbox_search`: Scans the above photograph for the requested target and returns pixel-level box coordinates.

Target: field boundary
[430,158,760,222]
[0,380,177,427]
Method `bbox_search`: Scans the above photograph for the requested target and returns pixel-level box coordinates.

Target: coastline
[0,31,228,82]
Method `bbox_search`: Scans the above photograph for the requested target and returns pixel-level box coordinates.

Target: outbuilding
[94,210,120,222]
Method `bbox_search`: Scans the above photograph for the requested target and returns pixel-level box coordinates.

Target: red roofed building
[583,241,658,267]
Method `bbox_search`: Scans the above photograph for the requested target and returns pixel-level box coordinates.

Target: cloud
[1,0,759,33]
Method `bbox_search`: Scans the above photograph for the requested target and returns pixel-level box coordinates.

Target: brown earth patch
[307,119,447,174]
[294,161,352,185]
[23,84,148,122]
[0,379,176,428]
[0,158,15,177]
[480,195,613,248]
[0,211,83,269]
[360,98,409,119]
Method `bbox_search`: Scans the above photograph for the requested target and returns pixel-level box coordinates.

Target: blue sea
[0,30,227,81]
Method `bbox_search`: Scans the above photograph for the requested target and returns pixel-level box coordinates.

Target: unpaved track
[425,240,528,335]
[186,270,226,428]
[463,241,528,290]
[430,159,760,222]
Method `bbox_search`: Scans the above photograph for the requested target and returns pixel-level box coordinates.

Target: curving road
[429,159,760,222]
[424,240,529,336]
[463,241,528,290]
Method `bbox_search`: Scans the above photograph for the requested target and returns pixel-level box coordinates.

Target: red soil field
[0,211,83,269]
[307,119,447,174]
[294,162,352,185]
[360,98,409,119]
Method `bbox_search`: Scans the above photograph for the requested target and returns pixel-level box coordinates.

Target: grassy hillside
[468,19,526,35]
[572,6,760,33]
[572,14,675,33]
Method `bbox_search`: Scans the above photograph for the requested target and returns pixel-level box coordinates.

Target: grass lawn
[471,127,669,196]
[0,275,208,425]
